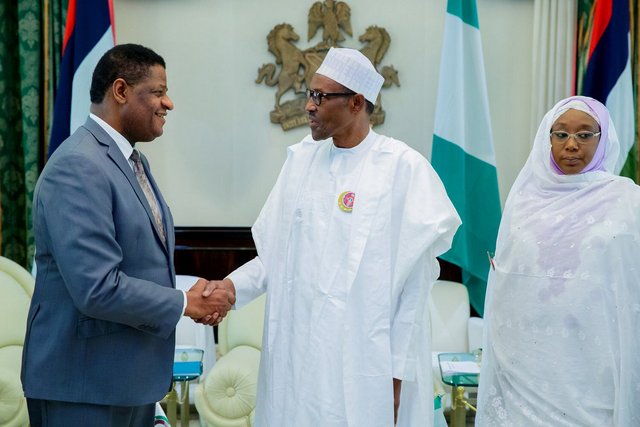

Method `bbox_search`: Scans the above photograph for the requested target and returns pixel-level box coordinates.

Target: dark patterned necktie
[130,150,166,245]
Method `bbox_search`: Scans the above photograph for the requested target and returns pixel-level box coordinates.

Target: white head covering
[315,47,384,103]
[551,99,599,124]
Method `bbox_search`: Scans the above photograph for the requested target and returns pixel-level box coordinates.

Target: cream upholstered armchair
[0,256,35,427]
[195,294,266,427]
[429,280,484,408]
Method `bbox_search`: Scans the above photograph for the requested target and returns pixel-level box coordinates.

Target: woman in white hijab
[476,96,640,426]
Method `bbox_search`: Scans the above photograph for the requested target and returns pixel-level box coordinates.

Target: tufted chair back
[195,294,266,427]
[0,256,34,427]
[429,280,471,352]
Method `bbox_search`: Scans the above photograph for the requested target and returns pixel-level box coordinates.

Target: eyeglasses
[549,131,601,145]
[306,89,356,106]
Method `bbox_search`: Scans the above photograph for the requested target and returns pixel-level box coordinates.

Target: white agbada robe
[476,97,640,426]
[228,129,460,427]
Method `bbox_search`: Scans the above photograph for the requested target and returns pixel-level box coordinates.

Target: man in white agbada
[476,96,640,426]
[204,48,460,426]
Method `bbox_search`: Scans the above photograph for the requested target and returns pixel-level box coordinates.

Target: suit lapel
[84,118,171,255]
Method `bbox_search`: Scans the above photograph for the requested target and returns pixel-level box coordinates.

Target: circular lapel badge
[338,191,355,212]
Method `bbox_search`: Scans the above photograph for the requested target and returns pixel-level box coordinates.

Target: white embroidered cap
[315,47,384,104]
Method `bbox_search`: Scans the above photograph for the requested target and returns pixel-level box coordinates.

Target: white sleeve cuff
[181,290,187,316]
[226,256,267,307]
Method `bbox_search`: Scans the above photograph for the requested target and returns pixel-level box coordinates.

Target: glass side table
[165,346,204,426]
[438,352,480,427]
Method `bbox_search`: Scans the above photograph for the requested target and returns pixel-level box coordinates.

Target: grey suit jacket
[21,118,184,406]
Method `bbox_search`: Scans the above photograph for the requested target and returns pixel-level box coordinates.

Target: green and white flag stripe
[431,0,501,316]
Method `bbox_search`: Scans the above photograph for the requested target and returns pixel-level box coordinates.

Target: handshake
[184,278,236,326]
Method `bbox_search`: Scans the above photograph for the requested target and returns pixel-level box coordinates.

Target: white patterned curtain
[530,0,577,140]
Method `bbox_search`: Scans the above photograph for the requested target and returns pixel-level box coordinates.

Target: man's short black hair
[90,44,166,103]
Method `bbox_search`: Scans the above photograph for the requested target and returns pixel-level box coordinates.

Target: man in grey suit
[21,44,233,427]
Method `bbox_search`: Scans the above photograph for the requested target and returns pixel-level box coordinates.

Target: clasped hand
[185,278,236,326]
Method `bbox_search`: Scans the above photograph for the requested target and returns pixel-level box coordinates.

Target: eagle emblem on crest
[256,0,400,131]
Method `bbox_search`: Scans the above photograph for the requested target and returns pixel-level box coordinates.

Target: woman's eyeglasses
[549,131,601,145]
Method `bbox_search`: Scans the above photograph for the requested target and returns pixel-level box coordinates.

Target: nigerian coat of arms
[255,0,400,131]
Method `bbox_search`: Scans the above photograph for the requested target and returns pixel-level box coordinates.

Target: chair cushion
[0,270,32,346]
[223,294,266,353]
[0,366,28,427]
[0,257,33,427]
[429,281,470,352]
[0,257,34,296]
[195,345,260,423]
[467,316,484,351]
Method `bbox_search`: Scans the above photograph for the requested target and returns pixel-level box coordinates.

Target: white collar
[331,128,376,154]
[89,113,134,161]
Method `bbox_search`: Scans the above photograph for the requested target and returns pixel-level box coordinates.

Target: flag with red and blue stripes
[580,0,634,175]
[48,0,115,157]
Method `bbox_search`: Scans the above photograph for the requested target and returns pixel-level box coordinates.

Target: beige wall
[114,0,534,226]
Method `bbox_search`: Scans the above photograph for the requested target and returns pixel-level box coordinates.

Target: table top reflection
[438,352,480,387]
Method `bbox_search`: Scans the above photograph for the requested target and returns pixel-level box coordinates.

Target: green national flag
[431,0,501,316]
